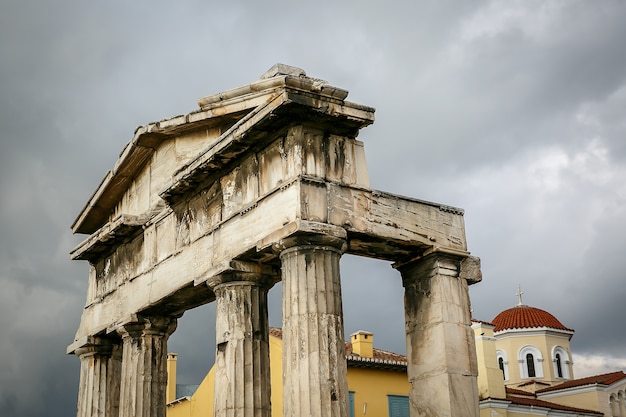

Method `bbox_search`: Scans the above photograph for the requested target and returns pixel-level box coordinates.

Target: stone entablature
[69,64,481,417]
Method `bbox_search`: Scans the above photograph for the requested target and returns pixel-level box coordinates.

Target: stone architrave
[75,338,121,417]
[118,316,177,417]
[68,64,482,417]
[275,226,349,417]
[207,261,277,417]
[397,252,481,417]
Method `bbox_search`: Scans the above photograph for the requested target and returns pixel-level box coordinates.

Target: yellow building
[167,297,626,417]
[167,329,411,417]
[473,292,626,417]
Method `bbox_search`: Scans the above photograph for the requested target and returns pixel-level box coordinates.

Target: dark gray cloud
[2,1,625,415]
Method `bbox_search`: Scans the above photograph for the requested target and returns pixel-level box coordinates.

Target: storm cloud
[1,1,625,416]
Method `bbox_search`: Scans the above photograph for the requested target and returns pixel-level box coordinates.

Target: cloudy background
[2,0,626,415]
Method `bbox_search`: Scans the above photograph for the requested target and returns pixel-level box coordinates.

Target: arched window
[518,345,543,379]
[609,393,619,417]
[551,346,571,379]
[496,350,509,381]
[526,353,536,377]
[618,391,626,417]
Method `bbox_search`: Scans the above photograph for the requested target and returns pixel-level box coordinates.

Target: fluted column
[118,316,177,417]
[397,253,479,417]
[207,262,277,417]
[277,231,349,417]
[75,338,121,417]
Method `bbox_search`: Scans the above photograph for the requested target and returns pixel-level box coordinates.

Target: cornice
[494,327,574,340]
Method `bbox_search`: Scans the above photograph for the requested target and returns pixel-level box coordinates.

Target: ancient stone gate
[68,64,482,417]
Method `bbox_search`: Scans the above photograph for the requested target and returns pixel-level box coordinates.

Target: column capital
[118,315,178,339]
[206,260,278,291]
[396,252,482,287]
[273,232,347,256]
[74,336,119,358]
[396,252,462,288]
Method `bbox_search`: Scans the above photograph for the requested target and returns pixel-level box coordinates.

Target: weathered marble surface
[69,64,481,417]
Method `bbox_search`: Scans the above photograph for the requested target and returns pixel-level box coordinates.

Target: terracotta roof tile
[502,387,602,414]
[505,387,535,397]
[269,328,407,370]
[517,379,550,388]
[506,395,602,415]
[345,342,407,363]
[537,371,626,393]
[471,319,496,326]
[492,305,573,333]
[269,327,283,339]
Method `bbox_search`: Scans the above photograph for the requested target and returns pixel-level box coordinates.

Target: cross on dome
[516,285,525,306]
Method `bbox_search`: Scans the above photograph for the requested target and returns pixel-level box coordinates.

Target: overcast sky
[2,1,626,416]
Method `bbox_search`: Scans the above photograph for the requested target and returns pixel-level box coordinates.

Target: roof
[269,328,407,371]
[71,64,374,235]
[492,305,574,333]
[471,319,496,327]
[537,371,626,393]
[499,387,603,415]
[505,395,602,415]
[505,387,535,397]
[345,342,407,371]
[517,379,551,388]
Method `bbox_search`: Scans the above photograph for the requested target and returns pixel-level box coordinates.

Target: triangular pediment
[72,64,374,235]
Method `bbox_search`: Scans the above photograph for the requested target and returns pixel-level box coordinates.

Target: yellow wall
[269,335,283,417]
[167,334,410,417]
[540,390,603,414]
[542,333,574,382]
[495,332,572,386]
[167,367,214,417]
[473,323,506,400]
[538,379,626,417]
[347,368,410,417]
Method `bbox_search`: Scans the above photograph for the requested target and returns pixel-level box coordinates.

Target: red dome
[492,305,573,333]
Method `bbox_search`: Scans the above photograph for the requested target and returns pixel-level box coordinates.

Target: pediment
[72,64,375,235]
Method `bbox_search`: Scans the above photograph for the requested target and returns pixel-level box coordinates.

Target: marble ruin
[68,64,482,417]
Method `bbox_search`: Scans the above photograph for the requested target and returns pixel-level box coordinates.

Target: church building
[473,289,626,416]
[166,290,626,417]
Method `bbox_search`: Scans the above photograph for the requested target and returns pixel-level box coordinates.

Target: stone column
[75,337,121,417]
[397,253,479,417]
[206,262,277,417]
[118,316,177,417]
[277,231,349,417]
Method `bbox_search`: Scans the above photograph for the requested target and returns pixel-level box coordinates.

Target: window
[609,393,619,417]
[518,345,543,379]
[526,353,536,377]
[552,346,571,379]
[388,395,409,417]
[496,350,509,381]
[349,391,355,417]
